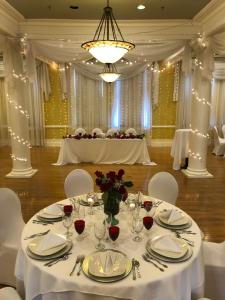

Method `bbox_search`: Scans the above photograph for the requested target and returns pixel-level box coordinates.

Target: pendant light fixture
[81,0,135,64]
[99,63,121,83]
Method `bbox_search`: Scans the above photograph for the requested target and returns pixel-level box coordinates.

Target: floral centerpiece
[95,169,133,225]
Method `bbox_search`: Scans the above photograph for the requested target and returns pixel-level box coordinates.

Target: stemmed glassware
[62,205,73,239]
[132,217,143,242]
[143,216,153,231]
[108,225,120,247]
[143,200,153,216]
[70,198,80,217]
[94,221,106,250]
[86,193,97,215]
[74,219,85,241]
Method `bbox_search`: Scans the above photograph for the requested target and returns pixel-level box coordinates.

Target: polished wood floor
[0,146,224,243]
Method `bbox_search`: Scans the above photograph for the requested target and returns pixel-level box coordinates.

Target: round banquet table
[15,196,204,300]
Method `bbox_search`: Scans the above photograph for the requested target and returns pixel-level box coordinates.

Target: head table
[15,195,204,300]
[54,138,154,165]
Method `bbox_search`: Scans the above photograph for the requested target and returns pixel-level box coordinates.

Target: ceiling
[6,0,211,20]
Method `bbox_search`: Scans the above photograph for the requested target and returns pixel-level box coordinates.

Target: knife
[132,258,136,280]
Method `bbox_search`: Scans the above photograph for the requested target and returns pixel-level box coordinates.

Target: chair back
[148,172,178,205]
[0,188,25,244]
[0,287,22,300]
[222,124,225,138]
[64,169,94,198]
[125,128,137,136]
[74,128,86,136]
[203,241,225,300]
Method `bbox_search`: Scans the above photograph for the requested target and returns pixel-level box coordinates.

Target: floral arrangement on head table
[95,169,133,201]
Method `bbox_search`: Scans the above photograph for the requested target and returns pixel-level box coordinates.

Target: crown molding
[194,0,225,36]
[0,0,24,36]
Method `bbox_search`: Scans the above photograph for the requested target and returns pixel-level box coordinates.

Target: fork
[46,253,71,267]
[175,232,194,247]
[145,252,168,268]
[142,254,164,272]
[70,255,81,276]
[77,255,85,276]
[24,229,50,240]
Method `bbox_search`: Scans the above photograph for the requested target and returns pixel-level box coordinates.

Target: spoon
[134,260,141,278]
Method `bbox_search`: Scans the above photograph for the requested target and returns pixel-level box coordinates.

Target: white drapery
[0,78,9,146]
[210,78,225,128]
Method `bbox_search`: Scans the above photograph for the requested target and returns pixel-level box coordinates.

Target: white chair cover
[0,287,22,300]
[125,128,137,136]
[212,126,225,155]
[203,241,225,300]
[222,124,225,138]
[148,172,178,205]
[91,128,103,136]
[74,128,86,136]
[64,169,94,198]
[106,128,119,136]
[0,188,25,286]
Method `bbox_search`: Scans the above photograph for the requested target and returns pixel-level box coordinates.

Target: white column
[183,44,213,178]
[4,38,37,178]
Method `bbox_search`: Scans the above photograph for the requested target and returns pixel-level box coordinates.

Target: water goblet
[74,219,85,241]
[63,204,73,216]
[143,216,153,231]
[108,225,120,247]
[86,193,96,215]
[132,217,143,242]
[105,214,112,242]
[94,221,106,250]
[143,201,152,216]
[62,214,73,239]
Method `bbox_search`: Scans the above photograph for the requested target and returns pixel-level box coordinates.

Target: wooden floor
[0,146,224,243]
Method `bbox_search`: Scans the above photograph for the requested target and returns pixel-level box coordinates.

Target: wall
[44,65,177,141]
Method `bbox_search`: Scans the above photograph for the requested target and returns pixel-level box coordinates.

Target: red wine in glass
[74,219,85,235]
[143,216,153,230]
[64,205,73,216]
[144,201,152,214]
[108,226,120,241]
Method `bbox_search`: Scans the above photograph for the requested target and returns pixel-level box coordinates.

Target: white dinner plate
[28,234,67,256]
[158,210,189,226]
[147,245,193,263]
[147,235,189,259]
[26,241,73,260]
[155,215,192,230]
[38,207,63,220]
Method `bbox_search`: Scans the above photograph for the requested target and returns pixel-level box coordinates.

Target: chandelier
[99,63,121,83]
[81,1,135,64]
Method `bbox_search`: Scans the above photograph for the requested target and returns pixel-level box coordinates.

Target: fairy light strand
[192,89,211,107]
[8,127,32,148]
[6,94,30,119]
[10,154,27,162]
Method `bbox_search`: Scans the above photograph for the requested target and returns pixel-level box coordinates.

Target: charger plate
[37,215,62,222]
[155,215,192,230]
[146,236,188,259]
[147,245,193,263]
[82,249,132,283]
[79,200,100,207]
[28,234,67,256]
[158,211,189,226]
[26,241,73,260]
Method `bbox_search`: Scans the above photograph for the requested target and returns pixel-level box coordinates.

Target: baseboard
[45,139,62,147]
[151,139,173,147]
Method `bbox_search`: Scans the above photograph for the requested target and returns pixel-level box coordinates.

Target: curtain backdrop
[0,78,9,146]
[210,78,225,128]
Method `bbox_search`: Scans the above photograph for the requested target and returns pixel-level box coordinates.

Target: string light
[8,127,32,148]
[194,58,204,70]
[192,89,211,106]
[190,128,210,139]
[188,150,202,160]
[10,154,27,162]
[6,94,30,119]
[12,70,28,83]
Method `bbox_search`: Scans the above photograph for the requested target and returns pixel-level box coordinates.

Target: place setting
[35,204,64,224]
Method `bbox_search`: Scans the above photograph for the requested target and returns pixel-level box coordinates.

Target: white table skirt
[170,129,191,170]
[54,138,154,165]
[15,197,204,300]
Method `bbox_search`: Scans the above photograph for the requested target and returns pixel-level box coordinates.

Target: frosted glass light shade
[99,72,121,82]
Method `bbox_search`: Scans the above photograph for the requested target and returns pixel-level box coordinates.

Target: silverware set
[69,254,85,276]
[32,220,53,225]
[153,200,163,207]
[44,252,72,267]
[77,255,85,276]
[171,229,196,235]
[24,229,50,240]
[132,258,141,280]
[142,254,165,272]
[174,232,195,247]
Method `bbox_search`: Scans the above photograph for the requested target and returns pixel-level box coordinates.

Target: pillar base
[182,167,213,178]
[6,167,38,178]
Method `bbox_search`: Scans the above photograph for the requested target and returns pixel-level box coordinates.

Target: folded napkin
[36,233,66,252]
[154,235,182,253]
[89,250,126,277]
[167,209,184,224]
[44,204,62,216]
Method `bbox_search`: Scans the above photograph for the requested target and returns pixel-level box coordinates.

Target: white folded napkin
[154,235,182,253]
[44,204,62,216]
[167,209,183,224]
[36,233,66,252]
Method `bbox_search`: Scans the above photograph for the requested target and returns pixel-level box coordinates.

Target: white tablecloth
[54,138,154,165]
[15,197,204,300]
[170,129,191,170]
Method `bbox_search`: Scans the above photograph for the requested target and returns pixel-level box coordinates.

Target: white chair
[148,172,178,205]
[202,241,225,300]
[106,128,119,136]
[64,169,94,198]
[0,188,25,286]
[74,127,86,136]
[212,126,225,155]
[0,287,22,300]
[222,124,225,138]
[125,128,137,136]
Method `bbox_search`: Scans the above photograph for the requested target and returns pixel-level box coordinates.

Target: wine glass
[86,193,96,215]
[108,225,120,247]
[74,219,85,241]
[94,221,106,250]
[105,214,112,242]
[62,214,73,239]
[63,204,73,216]
[70,198,80,217]
[132,217,143,242]
[143,201,152,216]
[143,216,153,231]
